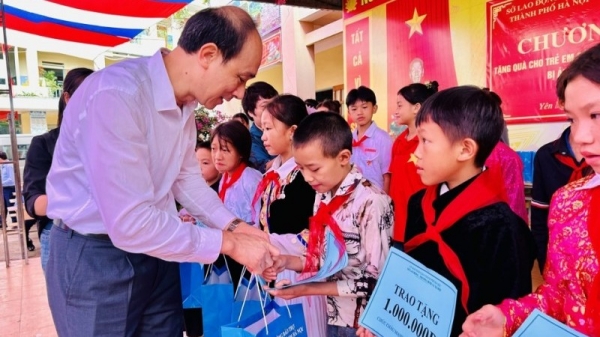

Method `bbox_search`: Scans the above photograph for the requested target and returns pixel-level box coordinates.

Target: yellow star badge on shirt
[405,8,427,38]
[408,153,418,164]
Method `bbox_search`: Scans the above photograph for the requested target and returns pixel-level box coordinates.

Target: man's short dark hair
[416,86,503,168]
[293,112,352,158]
[556,42,600,102]
[178,6,256,63]
[0,152,7,160]
[241,82,278,120]
[345,86,377,107]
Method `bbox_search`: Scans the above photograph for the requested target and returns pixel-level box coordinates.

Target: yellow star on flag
[405,8,427,38]
[408,153,418,164]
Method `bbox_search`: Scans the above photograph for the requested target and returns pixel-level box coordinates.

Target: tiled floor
[0,258,57,337]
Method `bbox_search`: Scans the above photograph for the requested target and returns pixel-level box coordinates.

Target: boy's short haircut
[345,86,377,107]
[241,82,278,120]
[293,112,352,158]
[415,86,503,168]
[196,141,211,151]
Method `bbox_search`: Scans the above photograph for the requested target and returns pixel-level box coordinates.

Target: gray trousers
[46,226,183,337]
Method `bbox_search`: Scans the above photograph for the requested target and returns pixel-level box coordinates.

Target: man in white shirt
[45,6,278,336]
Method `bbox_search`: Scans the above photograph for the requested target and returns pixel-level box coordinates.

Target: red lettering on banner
[488,0,599,124]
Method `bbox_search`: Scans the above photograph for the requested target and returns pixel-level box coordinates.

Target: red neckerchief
[251,171,281,222]
[303,187,355,273]
[352,135,369,148]
[404,169,506,313]
[586,186,600,334]
[554,153,590,183]
[218,163,247,201]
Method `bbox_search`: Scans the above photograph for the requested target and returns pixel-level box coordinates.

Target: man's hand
[233,222,269,241]
[220,230,278,274]
[459,305,505,337]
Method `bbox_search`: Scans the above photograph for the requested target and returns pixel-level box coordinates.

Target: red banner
[260,32,281,69]
[386,0,458,129]
[343,0,388,19]
[487,0,599,124]
[345,18,370,90]
[345,17,370,127]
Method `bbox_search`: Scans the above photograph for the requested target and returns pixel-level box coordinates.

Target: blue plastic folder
[268,228,348,289]
[513,309,586,337]
[359,247,458,337]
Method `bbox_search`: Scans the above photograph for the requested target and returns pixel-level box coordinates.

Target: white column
[280,7,316,100]
[25,48,39,87]
[13,47,20,86]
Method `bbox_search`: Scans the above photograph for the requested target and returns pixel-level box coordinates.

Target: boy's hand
[459,305,505,337]
[265,280,306,300]
[356,326,376,337]
[262,255,287,281]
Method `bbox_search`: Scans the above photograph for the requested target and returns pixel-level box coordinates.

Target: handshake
[220,221,281,275]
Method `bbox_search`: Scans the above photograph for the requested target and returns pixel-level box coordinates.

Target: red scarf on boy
[218,164,247,202]
[303,186,356,273]
[404,168,507,313]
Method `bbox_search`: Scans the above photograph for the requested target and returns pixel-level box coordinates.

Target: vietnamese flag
[387,0,458,126]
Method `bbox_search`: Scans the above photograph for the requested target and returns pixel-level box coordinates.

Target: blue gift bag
[231,273,270,323]
[180,262,204,309]
[201,262,234,337]
[222,301,307,337]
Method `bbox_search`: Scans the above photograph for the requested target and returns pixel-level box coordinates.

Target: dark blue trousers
[46,226,183,337]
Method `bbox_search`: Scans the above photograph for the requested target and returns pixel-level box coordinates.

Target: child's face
[195,148,220,183]
[293,140,351,194]
[564,76,600,173]
[251,97,270,129]
[414,120,465,186]
[394,94,420,125]
[211,136,242,174]
[261,110,294,157]
[348,100,377,127]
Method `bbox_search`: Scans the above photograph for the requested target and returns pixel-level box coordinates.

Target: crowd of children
[180,43,600,337]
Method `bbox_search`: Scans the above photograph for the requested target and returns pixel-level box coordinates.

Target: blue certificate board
[360,247,457,337]
[513,310,586,337]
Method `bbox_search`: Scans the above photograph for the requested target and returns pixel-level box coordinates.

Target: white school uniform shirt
[46,49,236,264]
[220,166,262,225]
[351,122,393,189]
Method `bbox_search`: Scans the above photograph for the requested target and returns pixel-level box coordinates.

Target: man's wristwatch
[226,218,243,232]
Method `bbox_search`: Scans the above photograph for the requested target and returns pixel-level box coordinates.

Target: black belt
[54,220,111,241]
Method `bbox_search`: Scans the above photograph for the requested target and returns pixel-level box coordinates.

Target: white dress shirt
[46,50,236,264]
